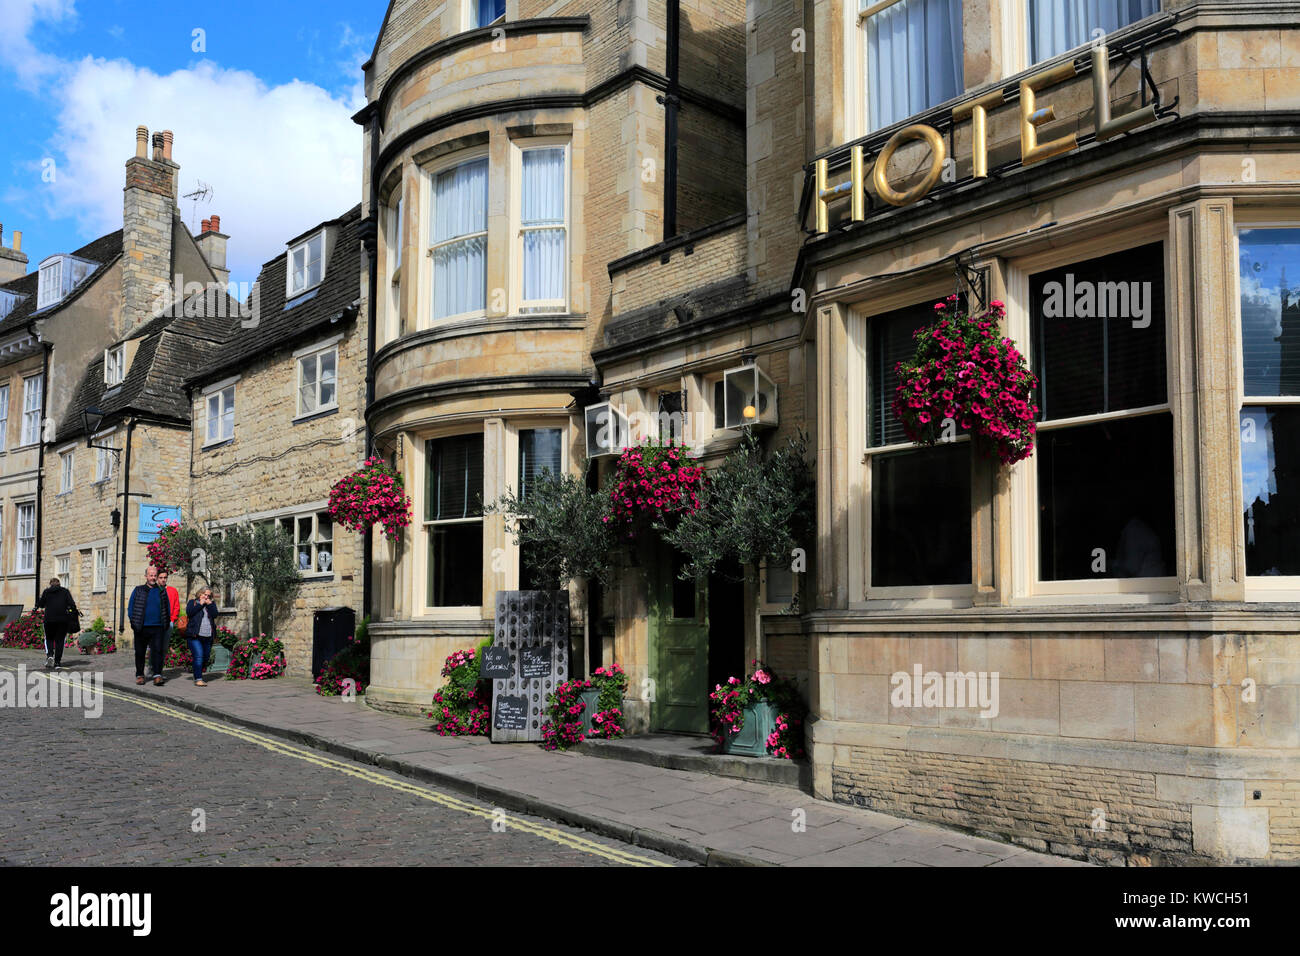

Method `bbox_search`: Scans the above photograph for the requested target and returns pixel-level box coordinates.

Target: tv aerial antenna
[183,180,213,233]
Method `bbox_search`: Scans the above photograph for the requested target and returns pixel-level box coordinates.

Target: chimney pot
[151,132,164,161]
[201,218,212,234]
[210,215,221,233]
[162,130,174,161]
[12,231,20,253]
[0,223,4,245]
[136,125,149,158]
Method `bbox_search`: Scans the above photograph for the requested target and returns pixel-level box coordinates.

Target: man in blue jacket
[128,566,168,686]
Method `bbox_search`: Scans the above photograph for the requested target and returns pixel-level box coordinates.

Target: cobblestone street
[0,668,683,867]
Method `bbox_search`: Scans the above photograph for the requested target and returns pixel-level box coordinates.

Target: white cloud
[45,56,361,284]
[1,2,365,286]
[0,0,76,90]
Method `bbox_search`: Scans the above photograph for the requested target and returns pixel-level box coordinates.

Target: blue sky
[1,0,384,286]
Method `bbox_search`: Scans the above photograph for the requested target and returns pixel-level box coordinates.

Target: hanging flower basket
[328,456,413,541]
[145,520,187,574]
[606,443,705,540]
[892,297,1040,466]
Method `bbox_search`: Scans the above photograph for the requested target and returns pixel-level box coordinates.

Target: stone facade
[186,319,367,678]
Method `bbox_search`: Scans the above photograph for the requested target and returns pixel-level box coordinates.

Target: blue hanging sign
[138,504,182,543]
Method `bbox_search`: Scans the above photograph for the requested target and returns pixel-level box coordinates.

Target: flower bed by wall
[1,610,44,649]
[224,634,287,680]
[426,645,490,735]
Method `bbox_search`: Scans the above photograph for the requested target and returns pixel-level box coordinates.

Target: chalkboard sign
[494,695,529,731]
[520,643,552,679]
[480,645,514,679]
[490,590,570,743]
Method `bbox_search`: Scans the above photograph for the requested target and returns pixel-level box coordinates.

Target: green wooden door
[651,546,710,733]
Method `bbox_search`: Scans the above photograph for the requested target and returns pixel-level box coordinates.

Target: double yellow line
[13,665,672,867]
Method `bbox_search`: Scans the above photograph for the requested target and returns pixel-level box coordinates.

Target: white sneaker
[45,655,54,668]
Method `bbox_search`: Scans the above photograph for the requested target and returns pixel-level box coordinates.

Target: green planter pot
[578,689,601,737]
[208,645,232,672]
[719,700,779,757]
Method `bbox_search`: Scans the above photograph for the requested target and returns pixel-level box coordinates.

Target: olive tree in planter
[205,521,302,641]
[661,428,815,590]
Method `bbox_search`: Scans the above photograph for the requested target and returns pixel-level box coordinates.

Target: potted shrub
[710,661,806,759]
[208,626,238,672]
[426,642,491,735]
[76,616,116,654]
[541,662,628,750]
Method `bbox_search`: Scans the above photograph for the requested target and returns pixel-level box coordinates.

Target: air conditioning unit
[584,401,630,458]
[723,363,778,429]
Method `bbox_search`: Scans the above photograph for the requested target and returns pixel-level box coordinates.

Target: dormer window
[36,254,97,311]
[104,345,125,387]
[0,289,25,320]
[287,230,326,298]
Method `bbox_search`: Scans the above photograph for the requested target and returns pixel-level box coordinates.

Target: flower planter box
[578,689,601,737]
[720,700,779,757]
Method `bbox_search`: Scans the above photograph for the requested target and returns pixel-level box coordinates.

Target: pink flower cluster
[426,647,489,735]
[606,445,704,538]
[709,659,807,759]
[224,633,287,680]
[892,297,1040,466]
[145,519,185,574]
[328,456,413,541]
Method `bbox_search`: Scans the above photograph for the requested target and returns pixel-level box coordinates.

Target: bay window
[425,433,484,608]
[516,144,568,313]
[1030,242,1173,582]
[858,0,964,132]
[1027,0,1160,65]
[867,301,972,588]
[430,157,488,321]
[517,427,564,591]
[1239,227,1300,578]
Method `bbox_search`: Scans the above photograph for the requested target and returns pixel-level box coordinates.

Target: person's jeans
[44,623,68,666]
[187,638,206,681]
[134,626,167,677]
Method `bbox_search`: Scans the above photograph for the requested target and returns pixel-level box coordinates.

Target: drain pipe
[658,0,681,239]
[116,418,136,633]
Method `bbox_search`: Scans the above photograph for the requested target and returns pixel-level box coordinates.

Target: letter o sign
[871,124,947,207]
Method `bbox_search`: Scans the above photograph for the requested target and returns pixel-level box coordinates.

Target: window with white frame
[0,383,9,452]
[104,345,125,387]
[867,301,971,588]
[95,436,116,483]
[516,143,569,313]
[469,0,505,29]
[424,433,484,607]
[59,450,73,494]
[857,0,964,133]
[1029,242,1172,582]
[15,502,34,574]
[292,513,334,574]
[20,374,41,446]
[205,385,234,444]
[429,157,488,321]
[56,554,70,589]
[386,194,404,338]
[36,255,95,311]
[297,346,338,417]
[93,546,108,592]
[287,230,326,298]
[1238,227,1300,578]
[1026,0,1160,65]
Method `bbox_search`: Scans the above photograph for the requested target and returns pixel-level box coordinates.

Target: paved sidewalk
[2,648,1085,866]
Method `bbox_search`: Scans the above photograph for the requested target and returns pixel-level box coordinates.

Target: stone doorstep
[573,733,812,791]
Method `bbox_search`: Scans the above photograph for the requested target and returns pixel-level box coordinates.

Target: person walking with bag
[184,587,219,686]
[37,577,79,670]
[127,566,168,686]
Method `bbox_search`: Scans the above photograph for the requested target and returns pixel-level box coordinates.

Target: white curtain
[1029,0,1159,64]
[521,148,566,304]
[432,158,488,320]
[864,0,964,131]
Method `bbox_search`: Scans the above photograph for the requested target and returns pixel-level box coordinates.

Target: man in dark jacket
[127,566,168,686]
[37,577,78,669]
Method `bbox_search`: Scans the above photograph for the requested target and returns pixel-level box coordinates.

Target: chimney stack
[0,223,29,284]
[122,123,180,331]
[194,212,230,288]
